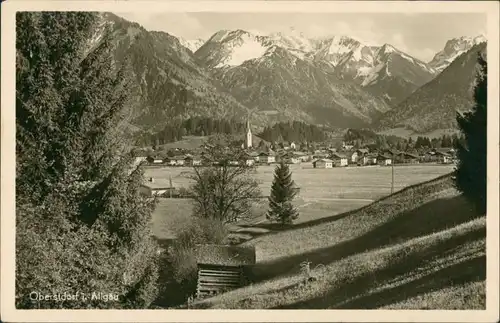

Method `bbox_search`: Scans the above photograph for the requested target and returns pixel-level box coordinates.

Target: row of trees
[258,121,327,143]
[343,128,464,152]
[135,117,247,147]
[411,134,463,149]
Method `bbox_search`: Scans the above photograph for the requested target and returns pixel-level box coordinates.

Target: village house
[420,151,435,163]
[313,158,333,169]
[176,155,187,166]
[292,151,311,162]
[342,141,354,151]
[377,154,393,166]
[351,148,369,164]
[246,151,260,162]
[184,155,202,167]
[398,152,420,164]
[139,177,176,197]
[330,153,348,167]
[313,150,329,159]
[257,151,276,164]
[167,155,185,166]
[435,151,453,164]
[164,157,177,166]
[281,141,290,150]
[282,152,301,164]
[363,154,378,166]
[147,155,164,164]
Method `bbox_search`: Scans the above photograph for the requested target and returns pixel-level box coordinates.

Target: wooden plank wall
[196,265,244,299]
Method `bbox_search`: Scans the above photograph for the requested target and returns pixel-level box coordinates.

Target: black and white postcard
[1,1,499,322]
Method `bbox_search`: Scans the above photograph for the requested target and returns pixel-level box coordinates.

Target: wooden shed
[194,244,256,299]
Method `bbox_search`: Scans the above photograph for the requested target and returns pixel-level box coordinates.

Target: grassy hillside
[190,173,485,309]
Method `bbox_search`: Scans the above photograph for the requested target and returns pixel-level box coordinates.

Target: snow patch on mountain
[361,63,385,86]
[178,37,205,53]
[215,33,268,67]
[399,52,415,64]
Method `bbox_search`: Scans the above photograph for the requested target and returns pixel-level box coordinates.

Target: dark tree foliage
[258,121,327,143]
[16,12,159,309]
[266,162,299,226]
[455,53,487,215]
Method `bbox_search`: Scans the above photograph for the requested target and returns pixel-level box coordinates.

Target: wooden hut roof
[194,244,256,266]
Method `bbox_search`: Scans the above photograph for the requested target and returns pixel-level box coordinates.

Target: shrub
[155,217,228,307]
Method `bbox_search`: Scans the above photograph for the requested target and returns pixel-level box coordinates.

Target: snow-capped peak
[178,37,206,53]
[429,34,487,72]
[267,28,316,53]
[379,43,398,55]
[473,34,487,44]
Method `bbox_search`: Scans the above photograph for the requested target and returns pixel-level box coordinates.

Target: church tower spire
[245,119,253,148]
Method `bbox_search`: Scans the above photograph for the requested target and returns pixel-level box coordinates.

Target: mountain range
[428,35,486,72]
[195,29,438,106]
[101,12,486,137]
[377,42,487,134]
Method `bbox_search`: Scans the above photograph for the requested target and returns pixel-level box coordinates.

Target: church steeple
[245,119,253,148]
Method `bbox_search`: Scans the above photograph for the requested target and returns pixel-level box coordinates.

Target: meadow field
[145,164,455,199]
[149,164,455,241]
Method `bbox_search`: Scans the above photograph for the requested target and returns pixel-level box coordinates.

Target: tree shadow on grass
[250,196,481,283]
[274,227,486,309]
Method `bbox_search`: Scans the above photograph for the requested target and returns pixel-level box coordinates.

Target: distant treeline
[257,121,327,143]
[135,117,246,146]
[343,128,464,151]
[343,128,406,150]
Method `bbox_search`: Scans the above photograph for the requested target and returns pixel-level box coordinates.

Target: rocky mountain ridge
[428,35,486,72]
[195,29,439,105]
[377,42,487,134]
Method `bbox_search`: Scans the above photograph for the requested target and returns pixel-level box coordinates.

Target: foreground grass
[190,174,485,309]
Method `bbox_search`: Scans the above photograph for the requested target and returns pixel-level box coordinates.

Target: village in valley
[135,120,458,197]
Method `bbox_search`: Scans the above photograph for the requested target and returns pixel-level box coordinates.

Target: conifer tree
[266,162,299,226]
[16,12,159,309]
[455,52,487,215]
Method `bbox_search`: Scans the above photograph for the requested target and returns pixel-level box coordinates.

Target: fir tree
[266,162,299,226]
[16,12,159,309]
[455,52,487,215]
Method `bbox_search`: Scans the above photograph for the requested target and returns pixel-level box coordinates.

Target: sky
[114,12,486,62]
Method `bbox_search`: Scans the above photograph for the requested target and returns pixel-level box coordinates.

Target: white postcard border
[1,1,499,322]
